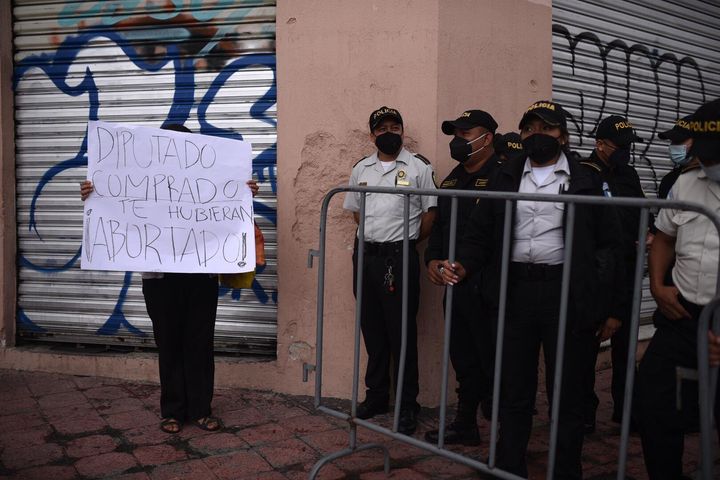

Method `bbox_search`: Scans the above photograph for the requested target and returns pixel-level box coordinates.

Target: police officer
[343,106,438,435]
[580,115,648,433]
[424,110,501,445]
[636,98,720,479]
[657,115,699,200]
[440,101,621,479]
[494,132,526,163]
[653,116,700,301]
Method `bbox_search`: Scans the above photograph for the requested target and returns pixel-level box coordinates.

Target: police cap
[494,132,525,162]
[686,98,720,162]
[369,106,403,131]
[518,101,568,130]
[595,115,644,146]
[441,110,498,135]
[658,114,693,143]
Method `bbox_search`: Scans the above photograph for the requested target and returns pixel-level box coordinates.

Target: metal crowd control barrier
[305,185,720,480]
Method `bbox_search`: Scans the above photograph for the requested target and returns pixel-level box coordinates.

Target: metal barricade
[305,185,720,480]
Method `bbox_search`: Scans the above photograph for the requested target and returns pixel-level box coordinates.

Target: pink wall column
[0,0,17,348]
[275,0,552,404]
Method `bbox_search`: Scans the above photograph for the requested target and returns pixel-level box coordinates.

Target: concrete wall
[0,0,552,405]
[275,0,552,404]
[0,0,17,348]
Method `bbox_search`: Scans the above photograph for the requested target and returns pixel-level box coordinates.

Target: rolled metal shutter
[13,0,278,355]
[552,0,720,320]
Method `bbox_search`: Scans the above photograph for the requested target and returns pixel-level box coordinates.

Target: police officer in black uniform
[657,115,699,201]
[440,101,622,479]
[424,110,501,445]
[580,115,648,433]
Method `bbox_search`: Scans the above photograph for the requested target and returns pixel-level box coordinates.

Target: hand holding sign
[81,121,255,274]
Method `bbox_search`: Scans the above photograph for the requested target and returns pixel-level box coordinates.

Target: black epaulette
[579,161,602,173]
[414,153,431,165]
[353,155,370,168]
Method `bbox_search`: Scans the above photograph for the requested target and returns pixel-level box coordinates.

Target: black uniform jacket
[457,154,624,332]
[424,155,501,278]
[581,152,653,316]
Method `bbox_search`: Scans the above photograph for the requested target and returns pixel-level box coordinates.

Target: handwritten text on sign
[82,121,255,273]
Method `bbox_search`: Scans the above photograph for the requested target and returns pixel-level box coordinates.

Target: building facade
[1,0,718,404]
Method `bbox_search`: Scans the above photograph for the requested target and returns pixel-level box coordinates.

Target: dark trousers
[142,273,219,421]
[496,269,590,480]
[447,279,493,411]
[635,297,709,480]
[353,243,420,409]
[583,306,632,424]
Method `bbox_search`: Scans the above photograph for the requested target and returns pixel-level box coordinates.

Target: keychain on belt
[383,258,395,294]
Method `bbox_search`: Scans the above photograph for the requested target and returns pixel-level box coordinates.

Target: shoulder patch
[353,155,370,168]
[414,153,431,165]
[579,161,601,173]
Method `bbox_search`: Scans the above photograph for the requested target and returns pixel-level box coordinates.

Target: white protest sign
[82,121,255,273]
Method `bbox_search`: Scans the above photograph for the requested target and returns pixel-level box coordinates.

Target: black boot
[424,401,480,446]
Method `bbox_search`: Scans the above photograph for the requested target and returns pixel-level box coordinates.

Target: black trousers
[635,297,720,480]
[142,273,219,421]
[583,305,632,424]
[447,278,493,411]
[496,270,591,480]
[353,242,420,409]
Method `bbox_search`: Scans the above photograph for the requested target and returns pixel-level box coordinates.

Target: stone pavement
[0,367,712,480]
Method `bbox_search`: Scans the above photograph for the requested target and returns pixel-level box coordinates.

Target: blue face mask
[669,144,690,167]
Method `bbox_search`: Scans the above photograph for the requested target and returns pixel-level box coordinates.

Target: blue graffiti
[17,308,46,334]
[14,28,277,337]
[96,272,146,336]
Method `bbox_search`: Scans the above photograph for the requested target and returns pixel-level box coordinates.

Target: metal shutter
[552,0,720,320]
[13,0,278,355]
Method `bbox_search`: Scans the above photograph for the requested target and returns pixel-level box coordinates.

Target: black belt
[362,240,417,256]
[678,295,703,320]
[509,262,563,281]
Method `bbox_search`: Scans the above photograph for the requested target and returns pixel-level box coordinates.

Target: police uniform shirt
[511,152,570,265]
[343,148,438,242]
[655,168,720,306]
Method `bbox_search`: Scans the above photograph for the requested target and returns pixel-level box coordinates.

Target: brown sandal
[195,416,222,431]
[160,418,182,434]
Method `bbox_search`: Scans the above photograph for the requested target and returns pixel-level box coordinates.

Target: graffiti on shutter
[14,1,278,353]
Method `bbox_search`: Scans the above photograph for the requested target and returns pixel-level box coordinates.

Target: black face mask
[375,132,402,155]
[449,134,487,163]
[522,134,560,165]
[608,147,631,168]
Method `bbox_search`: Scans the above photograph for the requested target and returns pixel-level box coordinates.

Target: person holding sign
[80,124,259,434]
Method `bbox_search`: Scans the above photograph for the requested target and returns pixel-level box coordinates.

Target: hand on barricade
[427,260,445,286]
[438,260,466,285]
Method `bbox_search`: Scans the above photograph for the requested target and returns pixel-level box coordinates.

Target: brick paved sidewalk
[0,367,712,479]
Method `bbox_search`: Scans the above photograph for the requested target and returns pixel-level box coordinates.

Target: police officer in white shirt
[343,107,437,435]
[440,101,622,479]
[636,98,720,480]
